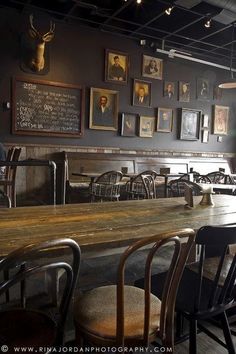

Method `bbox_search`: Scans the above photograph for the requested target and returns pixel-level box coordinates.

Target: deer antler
[42,21,55,42]
[29,14,40,38]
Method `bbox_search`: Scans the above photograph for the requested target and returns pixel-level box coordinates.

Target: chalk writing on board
[12,78,84,137]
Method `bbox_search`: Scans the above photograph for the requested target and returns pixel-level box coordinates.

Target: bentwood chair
[0,147,22,207]
[90,170,123,202]
[74,228,195,350]
[126,172,156,199]
[0,238,81,349]
[168,179,202,197]
[135,225,236,354]
[206,171,226,184]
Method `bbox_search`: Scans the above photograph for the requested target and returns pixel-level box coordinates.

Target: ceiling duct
[204,0,236,24]
[204,0,236,13]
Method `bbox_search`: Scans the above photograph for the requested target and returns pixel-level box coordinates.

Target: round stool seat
[74,285,161,340]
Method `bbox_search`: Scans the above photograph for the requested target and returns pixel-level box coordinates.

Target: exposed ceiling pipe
[204,0,236,14]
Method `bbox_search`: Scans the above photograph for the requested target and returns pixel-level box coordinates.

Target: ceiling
[1,0,236,68]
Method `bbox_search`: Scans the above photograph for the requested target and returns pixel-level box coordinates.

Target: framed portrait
[105,49,129,84]
[142,55,163,80]
[179,81,190,102]
[157,108,173,132]
[121,113,137,137]
[163,81,175,99]
[179,108,201,140]
[202,129,209,143]
[89,87,119,131]
[213,105,229,135]
[139,116,155,138]
[133,79,151,107]
[197,78,210,100]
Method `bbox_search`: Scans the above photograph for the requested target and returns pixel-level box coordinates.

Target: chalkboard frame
[12,77,84,137]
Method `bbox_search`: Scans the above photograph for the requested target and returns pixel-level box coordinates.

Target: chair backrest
[189,225,236,315]
[127,172,156,199]
[94,170,123,184]
[169,179,202,197]
[194,174,212,183]
[206,171,226,184]
[0,238,81,345]
[115,228,195,346]
[140,170,159,178]
[4,147,22,181]
[0,190,11,208]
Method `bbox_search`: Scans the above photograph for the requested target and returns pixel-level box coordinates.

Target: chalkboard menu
[12,77,84,137]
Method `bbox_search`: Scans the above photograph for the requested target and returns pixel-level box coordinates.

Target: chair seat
[0,309,56,346]
[74,285,161,339]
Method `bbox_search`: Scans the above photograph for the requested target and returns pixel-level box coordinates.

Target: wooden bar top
[0,195,235,256]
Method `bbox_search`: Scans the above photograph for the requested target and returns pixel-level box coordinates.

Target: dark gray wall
[0,8,235,153]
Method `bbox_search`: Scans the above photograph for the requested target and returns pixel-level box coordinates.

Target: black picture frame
[121,113,137,137]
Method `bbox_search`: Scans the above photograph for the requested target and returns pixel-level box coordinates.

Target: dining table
[0,194,235,258]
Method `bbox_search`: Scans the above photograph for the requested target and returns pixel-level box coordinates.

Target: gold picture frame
[157,108,173,132]
[89,87,119,131]
[139,116,155,138]
[213,105,229,135]
[105,49,129,84]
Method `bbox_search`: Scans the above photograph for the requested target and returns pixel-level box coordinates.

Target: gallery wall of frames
[0,9,235,153]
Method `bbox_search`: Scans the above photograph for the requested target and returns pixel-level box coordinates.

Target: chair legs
[221,312,236,354]
[189,319,197,354]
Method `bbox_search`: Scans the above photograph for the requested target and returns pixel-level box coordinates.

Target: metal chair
[0,147,22,207]
[168,179,202,197]
[90,171,123,202]
[194,175,212,183]
[126,172,156,199]
[0,238,81,348]
[74,228,195,349]
[206,171,226,184]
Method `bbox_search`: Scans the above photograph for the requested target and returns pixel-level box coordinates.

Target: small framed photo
[157,108,173,132]
[89,87,119,131]
[163,81,175,99]
[202,129,209,143]
[133,79,151,107]
[139,116,155,138]
[121,113,137,137]
[213,105,229,135]
[142,55,163,80]
[179,81,190,102]
[197,78,210,100]
[202,114,209,128]
[180,108,201,140]
[105,49,129,84]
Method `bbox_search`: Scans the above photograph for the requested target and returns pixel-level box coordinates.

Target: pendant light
[219,23,236,89]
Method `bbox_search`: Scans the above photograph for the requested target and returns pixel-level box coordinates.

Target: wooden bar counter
[0,195,235,256]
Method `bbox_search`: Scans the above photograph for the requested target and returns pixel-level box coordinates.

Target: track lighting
[165,6,173,15]
[204,18,211,28]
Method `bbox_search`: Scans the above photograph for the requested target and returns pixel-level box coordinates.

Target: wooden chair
[206,171,226,184]
[0,190,11,208]
[90,171,123,202]
[0,238,81,348]
[168,179,202,197]
[194,175,212,183]
[135,225,236,354]
[126,172,156,199]
[0,147,22,207]
[74,228,195,349]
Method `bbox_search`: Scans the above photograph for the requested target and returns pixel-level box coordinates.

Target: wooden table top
[0,195,235,256]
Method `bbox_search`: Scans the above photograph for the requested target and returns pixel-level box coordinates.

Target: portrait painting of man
[89,88,118,131]
[105,49,129,84]
[157,108,173,132]
[163,81,175,99]
[133,79,151,107]
[179,81,190,102]
[213,105,229,135]
[197,78,210,100]
[142,55,163,80]
[121,113,136,137]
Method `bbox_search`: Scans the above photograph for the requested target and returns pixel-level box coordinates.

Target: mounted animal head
[28,14,55,72]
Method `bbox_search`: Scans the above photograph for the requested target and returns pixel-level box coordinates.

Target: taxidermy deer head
[28,14,55,72]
